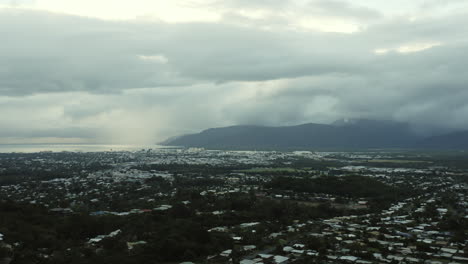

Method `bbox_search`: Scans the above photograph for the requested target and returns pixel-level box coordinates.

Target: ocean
[0,144,172,153]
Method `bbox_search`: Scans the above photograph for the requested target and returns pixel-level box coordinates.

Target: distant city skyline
[1,0,468,144]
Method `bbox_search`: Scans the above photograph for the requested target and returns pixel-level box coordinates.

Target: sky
[1,0,468,144]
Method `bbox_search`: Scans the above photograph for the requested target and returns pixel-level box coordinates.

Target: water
[0,144,174,153]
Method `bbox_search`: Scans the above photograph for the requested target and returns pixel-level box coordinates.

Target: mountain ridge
[161,119,468,150]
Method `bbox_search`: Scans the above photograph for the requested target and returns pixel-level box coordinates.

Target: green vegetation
[1,150,466,264]
[265,175,414,209]
[366,159,431,164]
[238,167,306,173]
[0,201,231,264]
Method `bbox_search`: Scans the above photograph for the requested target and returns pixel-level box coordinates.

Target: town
[0,148,466,264]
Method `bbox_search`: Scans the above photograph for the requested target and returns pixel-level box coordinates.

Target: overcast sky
[1,0,467,144]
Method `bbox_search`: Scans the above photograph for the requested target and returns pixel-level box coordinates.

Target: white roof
[340,256,358,261]
[441,248,458,254]
[258,254,273,259]
[273,255,289,264]
[220,249,232,257]
[243,245,256,251]
[283,246,293,252]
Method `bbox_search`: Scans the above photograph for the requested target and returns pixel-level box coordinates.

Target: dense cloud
[0,0,468,143]
[0,0,35,6]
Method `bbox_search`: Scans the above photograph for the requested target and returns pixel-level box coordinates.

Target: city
[2,1,468,263]
[0,148,466,263]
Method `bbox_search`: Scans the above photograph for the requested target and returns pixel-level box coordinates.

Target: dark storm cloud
[235,42,468,132]
[2,8,466,96]
[212,0,288,8]
[310,0,382,20]
[1,4,468,142]
[0,0,34,6]
[0,126,95,138]
[0,9,370,95]
[210,0,381,21]
[0,10,191,95]
[420,0,467,9]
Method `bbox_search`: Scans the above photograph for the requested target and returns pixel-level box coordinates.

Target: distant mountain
[162,119,439,150]
[418,131,468,149]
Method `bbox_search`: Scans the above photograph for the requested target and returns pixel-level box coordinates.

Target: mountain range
[162,119,468,150]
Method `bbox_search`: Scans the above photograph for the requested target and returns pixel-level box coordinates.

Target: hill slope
[163,119,425,149]
[418,131,468,149]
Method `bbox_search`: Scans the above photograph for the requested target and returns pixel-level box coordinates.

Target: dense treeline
[0,152,113,186]
[265,175,413,207]
[0,201,232,264]
[0,189,352,264]
[276,158,344,170]
[0,168,75,185]
[133,163,251,175]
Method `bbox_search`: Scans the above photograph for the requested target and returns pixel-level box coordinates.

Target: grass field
[238,167,307,173]
[366,159,431,164]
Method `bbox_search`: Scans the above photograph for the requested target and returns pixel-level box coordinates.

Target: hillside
[418,131,468,149]
[162,119,424,150]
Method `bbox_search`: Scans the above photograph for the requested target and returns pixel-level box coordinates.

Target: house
[273,255,289,264]
[240,260,256,264]
[340,255,358,262]
[220,249,232,257]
